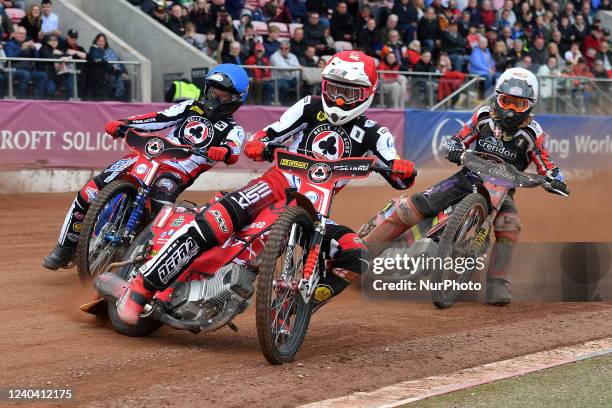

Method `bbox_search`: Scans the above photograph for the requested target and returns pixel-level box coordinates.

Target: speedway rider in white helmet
[360,67,569,305]
[115,51,417,325]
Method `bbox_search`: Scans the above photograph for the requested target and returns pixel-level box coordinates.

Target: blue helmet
[201,64,249,120]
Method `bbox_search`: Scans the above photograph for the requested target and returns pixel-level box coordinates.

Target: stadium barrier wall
[1,100,610,192]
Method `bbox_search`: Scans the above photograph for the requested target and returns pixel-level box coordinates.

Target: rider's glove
[391,158,415,179]
[549,179,569,195]
[207,146,230,162]
[447,148,464,165]
[244,139,266,162]
[105,120,127,139]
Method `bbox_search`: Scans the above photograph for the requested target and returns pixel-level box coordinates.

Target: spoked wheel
[76,180,143,284]
[432,193,488,309]
[256,206,315,364]
[107,226,162,337]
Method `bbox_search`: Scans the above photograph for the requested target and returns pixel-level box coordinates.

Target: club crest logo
[179,116,215,146]
[308,162,332,183]
[307,124,351,159]
[145,138,164,157]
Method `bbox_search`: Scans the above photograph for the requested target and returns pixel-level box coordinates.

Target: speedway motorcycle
[372,150,568,309]
[76,129,208,284]
[90,145,394,364]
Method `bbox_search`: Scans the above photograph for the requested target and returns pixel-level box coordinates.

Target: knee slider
[493,213,521,241]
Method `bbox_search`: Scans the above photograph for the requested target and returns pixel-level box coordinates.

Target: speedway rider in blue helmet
[43,64,249,270]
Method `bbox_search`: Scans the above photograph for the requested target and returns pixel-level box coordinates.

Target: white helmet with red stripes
[321,51,379,126]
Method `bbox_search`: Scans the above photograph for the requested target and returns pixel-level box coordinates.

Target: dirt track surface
[1,171,611,407]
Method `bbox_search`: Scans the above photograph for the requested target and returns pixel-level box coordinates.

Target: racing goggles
[322,79,373,110]
[497,94,531,112]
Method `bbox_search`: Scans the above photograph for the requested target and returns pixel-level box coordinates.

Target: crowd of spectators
[0,0,131,100]
[137,0,612,110]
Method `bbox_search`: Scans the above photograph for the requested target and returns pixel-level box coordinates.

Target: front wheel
[432,193,488,309]
[256,206,315,364]
[76,180,144,284]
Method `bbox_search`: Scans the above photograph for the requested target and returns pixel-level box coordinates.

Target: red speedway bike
[76,130,209,284]
[368,150,568,309]
[91,145,395,364]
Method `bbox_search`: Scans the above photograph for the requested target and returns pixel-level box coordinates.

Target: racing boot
[42,243,76,270]
[486,278,511,305]
[116,274,154,325]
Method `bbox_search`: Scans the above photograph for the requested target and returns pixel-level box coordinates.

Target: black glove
[447,149,464,165]
[549,179,569,195]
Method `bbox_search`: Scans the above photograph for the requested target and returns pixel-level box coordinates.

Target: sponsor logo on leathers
[156,237,200,284]
[230,181,272,209]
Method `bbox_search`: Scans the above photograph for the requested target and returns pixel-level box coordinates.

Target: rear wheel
[256,206,315,364]
[76,180,144,284]
[432,193,488,309]
[107,226,162,337]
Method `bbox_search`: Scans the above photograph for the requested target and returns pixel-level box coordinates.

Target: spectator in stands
[564,43,582,67]
[221,41,243,64]
[508,38,525,66]
[405,40,421,69]
[167,3,189,37]
[499,26,513,49]
[190,0,211,34]
[458,10,471,37]
[393,0,418,44]
[469,35,495,91]
[464,0,481,26]
[184,22,205,50]
[225,0,245,20]
[0,7,14,40]
[61,29,86,96]
[330,2,355,42]
[40,0,60,37]
[87,33,129,101]
[516,54,534,72]
[4,26,47,98]
[245,42,273,104]
[537,55,561,112]
[546,42,564,70]
[593,59,609,80]
[557,16,574,50]
[354,5,371,34]
[218,25,237,60]
[323,27,336,54]
[381,30,408,70]
[357,18,380,57]
[479,0,495,29]
[264,0,292,24]
[20,4,42,42]
[414,49,436,73]
[239,23,260,58]
[571,14,589,45]
[270,40,300,104]
[236,10,252,40]
[264,25,281,57]
[378,13,398,45]
[497,1,516,27]
[285,0,307,23]
[417,7,440,53]
[304,12,327,54]
[378,51,404,109]
[441,21,468,72]
[300,45,317,67]
[290,27,307,60]
[596,41,611,72]
[151,5,168,25]
[528,36,547,69]
[38,34,72,98]
[493,40,510,73]
[583,27,604,59]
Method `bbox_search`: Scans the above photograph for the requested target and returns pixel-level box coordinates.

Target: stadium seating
[334,41,354,52]
[269,22,290,39]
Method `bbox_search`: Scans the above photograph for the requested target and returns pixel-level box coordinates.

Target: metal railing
[535,75,612,115]
[0,56,142,101]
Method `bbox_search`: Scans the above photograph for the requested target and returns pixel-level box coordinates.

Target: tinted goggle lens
[498,94,530,112]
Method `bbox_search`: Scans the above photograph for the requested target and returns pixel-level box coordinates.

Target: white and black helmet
[493,67,539,130]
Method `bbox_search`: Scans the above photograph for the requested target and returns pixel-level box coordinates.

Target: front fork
[123,187,149,243]
[299,215,327,303]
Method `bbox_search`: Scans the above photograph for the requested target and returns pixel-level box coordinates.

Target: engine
[167,264,256,332]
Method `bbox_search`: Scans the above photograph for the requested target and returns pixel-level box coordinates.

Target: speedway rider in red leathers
[360,67,569,305]
[42,64,249,270]
[116,51,417,325]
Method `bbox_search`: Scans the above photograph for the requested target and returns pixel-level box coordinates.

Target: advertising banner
[403,109,612,170]
[0,100,404,171]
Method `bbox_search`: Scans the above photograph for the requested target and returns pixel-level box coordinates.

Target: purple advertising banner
[0,100,405,171]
